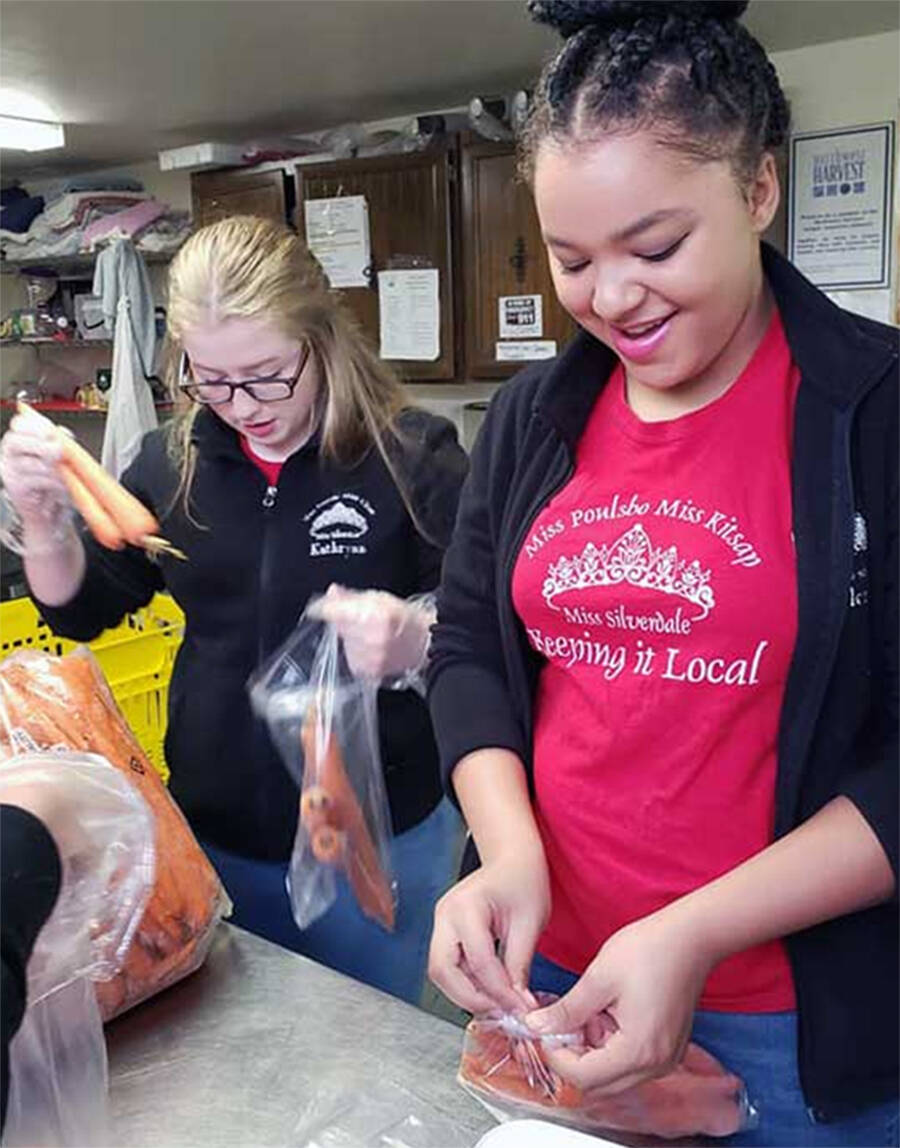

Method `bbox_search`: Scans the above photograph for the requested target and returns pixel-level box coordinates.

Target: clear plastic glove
[0,410,73,554]
[0,751,155,1003]
[308,585,435,691]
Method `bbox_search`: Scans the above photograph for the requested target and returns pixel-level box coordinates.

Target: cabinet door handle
[509,237,529,284]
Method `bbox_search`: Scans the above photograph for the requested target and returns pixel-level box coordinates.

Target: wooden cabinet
[295,146,457,381]
[190,169,288,230]
[460,138,575,379]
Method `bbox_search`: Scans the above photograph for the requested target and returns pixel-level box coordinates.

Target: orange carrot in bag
[299,705,395,930]
[0,648,228,1019]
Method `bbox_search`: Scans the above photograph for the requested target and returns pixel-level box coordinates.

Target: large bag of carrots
[1,751,154,1147]
[458,995,759,1140]
[250,604,396,932]
[0,646,230,1020]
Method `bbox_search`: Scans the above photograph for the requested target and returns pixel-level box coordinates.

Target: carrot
[300,786,333,833]
[311,824,345,864]
[17,400,185,559]
[58,465,126,551]
[57,434,159,545]
[0,648,228,1020]
[300,705,396,930]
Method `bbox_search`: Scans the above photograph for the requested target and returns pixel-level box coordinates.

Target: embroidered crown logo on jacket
[304,493,375,558]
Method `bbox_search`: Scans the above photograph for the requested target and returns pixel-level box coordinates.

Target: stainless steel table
[106,924,496,1147]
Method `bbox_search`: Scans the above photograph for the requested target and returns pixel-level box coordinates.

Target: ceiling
[2,0,898,178]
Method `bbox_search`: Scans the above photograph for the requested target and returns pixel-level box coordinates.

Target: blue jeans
[530,952,899,1147]
[203,798,462,1005]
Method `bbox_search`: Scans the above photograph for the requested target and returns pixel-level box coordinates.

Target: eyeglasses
[178,343,310,405]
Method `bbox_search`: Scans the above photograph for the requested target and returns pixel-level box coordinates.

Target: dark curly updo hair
[521,0,790,188]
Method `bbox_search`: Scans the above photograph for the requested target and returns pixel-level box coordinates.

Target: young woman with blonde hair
[0,214,467,1004]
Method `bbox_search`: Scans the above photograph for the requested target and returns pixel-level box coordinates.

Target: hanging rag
[101,295,158,479]
[93,238,157,380]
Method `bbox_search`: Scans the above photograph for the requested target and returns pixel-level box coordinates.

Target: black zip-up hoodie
[38,407,468,861]
[428,246,898,1120]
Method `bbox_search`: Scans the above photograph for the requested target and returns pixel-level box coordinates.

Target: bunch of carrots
[18,400,184,560]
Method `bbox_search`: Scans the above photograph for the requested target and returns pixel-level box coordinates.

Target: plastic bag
[291,1075,472,1148]
[0,646,231,1019]
[378,591,435,697]
[0,752,155,1002]
[458,996,759,1140]
[250,609,396,931]
[5,975,110,1148]
[1,750,155,1148]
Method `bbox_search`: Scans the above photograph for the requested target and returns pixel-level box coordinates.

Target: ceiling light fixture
[0,114,65,151]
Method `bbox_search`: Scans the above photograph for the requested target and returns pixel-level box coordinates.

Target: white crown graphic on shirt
[309,500,369,540]
[542,523,715,618]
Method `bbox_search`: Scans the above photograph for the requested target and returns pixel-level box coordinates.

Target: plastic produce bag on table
[290,1073,472,1148]
[249,605,396,932]
[1,750,155,1147]
[0,646,231,1021]
[459,994,759,1141]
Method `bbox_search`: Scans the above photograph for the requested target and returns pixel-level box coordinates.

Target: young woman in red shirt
[427,3,898,1143]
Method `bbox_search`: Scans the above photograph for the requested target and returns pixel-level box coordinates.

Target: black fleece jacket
[429,246,898,1120]
[1,806,62,1130]
[38,407,468,860]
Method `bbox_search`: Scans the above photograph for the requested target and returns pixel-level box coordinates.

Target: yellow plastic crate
[0,593,185,783]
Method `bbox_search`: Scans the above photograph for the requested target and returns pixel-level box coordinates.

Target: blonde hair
[164,215,410,517]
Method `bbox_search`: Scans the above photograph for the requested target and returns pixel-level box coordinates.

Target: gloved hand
[0,410,72,554]
[309,584,435,690]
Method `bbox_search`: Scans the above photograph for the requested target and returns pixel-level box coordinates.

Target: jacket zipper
[257,484,279,661]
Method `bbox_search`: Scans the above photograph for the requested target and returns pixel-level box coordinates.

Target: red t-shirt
[512,311,800,1012]
[240,436,283,487]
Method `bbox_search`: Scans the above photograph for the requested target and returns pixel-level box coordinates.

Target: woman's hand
[526,909,715,1095]
[310,584,433,682]
[0,411,72,549]
[428,845,551,1015]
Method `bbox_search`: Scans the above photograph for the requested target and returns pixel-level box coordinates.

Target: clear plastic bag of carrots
[250,607,396,932]
[1,751,155,1148]
[0,646,231,1020]
[459,994,759,1140]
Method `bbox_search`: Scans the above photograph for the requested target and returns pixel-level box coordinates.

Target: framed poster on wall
[788,122,894,290]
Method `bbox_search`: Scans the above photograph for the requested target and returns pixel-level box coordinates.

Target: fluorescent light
[0,115,65,151]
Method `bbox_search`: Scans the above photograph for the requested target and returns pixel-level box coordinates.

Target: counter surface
[106,924,496,1147]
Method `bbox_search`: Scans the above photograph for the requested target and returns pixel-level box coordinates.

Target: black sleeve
[841,378,899,885]
[32,440,165,642]
[427,391,528,785]
[1,805,62,1131]
[393,409,469,591]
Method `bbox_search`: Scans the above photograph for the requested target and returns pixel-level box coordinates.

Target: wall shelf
[0,251,179,277]
[1,337,113,347]
[0,399,173,413]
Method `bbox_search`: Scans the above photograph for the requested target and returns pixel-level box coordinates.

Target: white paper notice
[499,294,543,338]
[378,269,440,361]
[496,340,557,362]
[304,196,371,288]
[788,124,894,289]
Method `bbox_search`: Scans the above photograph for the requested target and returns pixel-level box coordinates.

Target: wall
[770,31,899,323]
[4,32,896,428]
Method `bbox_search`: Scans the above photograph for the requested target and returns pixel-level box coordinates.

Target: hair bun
[527,1,749,38]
